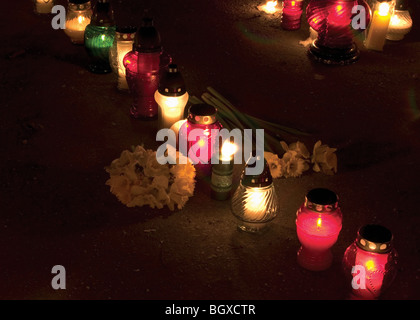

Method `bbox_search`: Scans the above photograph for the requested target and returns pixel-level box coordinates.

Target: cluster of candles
[256,0,413,63]
[33,0,401,299]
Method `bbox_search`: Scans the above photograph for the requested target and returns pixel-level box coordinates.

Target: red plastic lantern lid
[356,224,393,253]
[304,188,339,212]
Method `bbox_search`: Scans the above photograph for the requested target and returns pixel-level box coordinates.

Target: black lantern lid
[116,26,138,34]
[91,0,115,27]
[304,188,339,212]
[187,104,217,125]
[241,157,273,188]
[115,26,137,41]
[69,0,90,4]
[356,224,393,253]
[134,17,162,53]
[158,64,187,97]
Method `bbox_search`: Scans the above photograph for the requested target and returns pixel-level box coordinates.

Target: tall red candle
[296,188,343,271]
[123,17,171,119]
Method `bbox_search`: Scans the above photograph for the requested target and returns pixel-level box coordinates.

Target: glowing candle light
[342,225,398,299]
[258,1,281,14]
[365,0,395,51]
[296,188,342,271]
[34,0,54,14]
[155,64,189,130]
[211,141,237,201]
[306,0,371,64]
[109,26,137,91]
[64,0,92,45]
[386,6,412,41]
[281,0,304,31]
[84,0,116,74]
[231,157,278,233]
[178,104,222,165]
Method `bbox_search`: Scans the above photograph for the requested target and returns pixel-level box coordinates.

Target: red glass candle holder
[281,0,304,30]
[342,224,398,300]
[306,0,371,64]
[296,188,343,271]
[123,17,171,119]
[179,104,222,166]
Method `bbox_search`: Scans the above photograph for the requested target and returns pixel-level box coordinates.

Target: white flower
[264,151,284,179]
[282,150,309,178]
[311,140,337,175]
[105,146,196,211]
[280,140,310,159]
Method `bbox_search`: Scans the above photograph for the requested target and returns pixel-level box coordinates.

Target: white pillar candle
[365,2,392,51]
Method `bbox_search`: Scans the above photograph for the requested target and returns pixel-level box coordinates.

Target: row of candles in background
[32,0,400,299]
[257,0,413,63]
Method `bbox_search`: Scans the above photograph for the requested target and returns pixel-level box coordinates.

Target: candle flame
[78,15,84,24]
[366,260,375,271]
[245,190,266,217]
[221,141,237,159]
[378,3,390,17]
[259,1,280,14]
[317,218,322,228]
[198,139,206,147]
[390,14,400,25]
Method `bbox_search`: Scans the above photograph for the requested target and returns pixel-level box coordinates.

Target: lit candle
[211,141,237,201]
[64,1,92,45]
[258,1,281,14]
[155,64,189,130]
[365,1,394,51]
[342,225,399,299]
[178,104,222,165]
[386,10,413,41]
[109,27,137,91]
[35,0,54,14]
[231,157,278,233]
[296,188,342,271]
[281,0,304,31]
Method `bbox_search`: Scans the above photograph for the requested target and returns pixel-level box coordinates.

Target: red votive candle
[179,104,222,166]
[342,224,398,300]
[281,0,304,30]
[296,188,343,271]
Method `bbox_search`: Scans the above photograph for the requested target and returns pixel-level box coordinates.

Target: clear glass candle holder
[231,158,278,233]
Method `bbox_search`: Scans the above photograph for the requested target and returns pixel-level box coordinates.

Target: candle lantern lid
[115,26,137,41]
[69,0,90,4]
[304,188,339,212]
[356,224,393,253]
[241,157,273,188]
[158,64,186,97]
[187,104,217,125]
[134,17,162,53]
[91,0,114,27]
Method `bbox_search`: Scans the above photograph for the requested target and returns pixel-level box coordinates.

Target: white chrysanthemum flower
[311,140,337,175]
[105,146,196,211]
